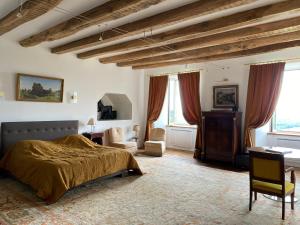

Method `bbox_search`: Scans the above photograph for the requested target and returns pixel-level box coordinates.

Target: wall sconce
[71,91,78,103]
[16,0,23,18]
[0,91,5,101]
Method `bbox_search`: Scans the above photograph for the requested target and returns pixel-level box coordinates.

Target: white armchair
[144,128,166,157]
[108,127,137,154]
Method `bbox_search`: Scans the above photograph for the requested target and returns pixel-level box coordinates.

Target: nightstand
[82,132,104,145]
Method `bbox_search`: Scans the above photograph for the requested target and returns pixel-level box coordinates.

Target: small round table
[263,195,296,203]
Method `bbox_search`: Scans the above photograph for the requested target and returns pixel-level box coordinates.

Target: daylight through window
[272,69,300,133]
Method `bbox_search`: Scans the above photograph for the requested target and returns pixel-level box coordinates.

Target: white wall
[0,38,145,141]
[144,61,250,113]
[144,46,300,149]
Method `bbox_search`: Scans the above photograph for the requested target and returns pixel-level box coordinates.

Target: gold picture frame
[16,74,64,103]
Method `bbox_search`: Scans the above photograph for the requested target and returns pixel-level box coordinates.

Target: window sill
[167,125,197,129]
[267,132,300,137]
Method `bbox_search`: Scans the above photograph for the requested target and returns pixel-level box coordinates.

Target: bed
[0,121,142,203]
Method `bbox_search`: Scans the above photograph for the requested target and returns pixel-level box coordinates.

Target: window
[155,76,189,127]
[168,77,187,126]
[272,69,300,133]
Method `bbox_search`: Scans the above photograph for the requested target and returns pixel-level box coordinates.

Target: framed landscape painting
[16,74,64,103]
[213,85,238,109]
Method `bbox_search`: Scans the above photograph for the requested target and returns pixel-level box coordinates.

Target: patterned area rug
[0,153,299,225]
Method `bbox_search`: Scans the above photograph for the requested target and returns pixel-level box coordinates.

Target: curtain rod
[148,69,203,77]
[244,57,300,66]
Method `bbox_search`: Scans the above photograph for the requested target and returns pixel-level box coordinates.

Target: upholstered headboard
[1,120,79,155]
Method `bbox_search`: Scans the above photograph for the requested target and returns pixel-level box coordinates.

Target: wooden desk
[248,146,300,167]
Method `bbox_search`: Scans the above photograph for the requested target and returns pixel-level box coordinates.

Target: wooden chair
[249,150,296,220]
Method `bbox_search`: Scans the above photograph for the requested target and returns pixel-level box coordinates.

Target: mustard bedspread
[0,135,142,203]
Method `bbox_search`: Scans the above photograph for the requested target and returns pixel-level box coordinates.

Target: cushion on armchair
[144,128,166,157]
[145,141,165,148]
[109,127,123,143]
[111,141,137,149]
[149,128,166,141]
[108,127,137,154]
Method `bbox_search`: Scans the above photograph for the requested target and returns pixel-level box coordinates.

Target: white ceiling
[0,0,299,57]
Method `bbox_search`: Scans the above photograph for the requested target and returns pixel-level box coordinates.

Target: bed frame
[0,120,129,191]
[1,120,79,156]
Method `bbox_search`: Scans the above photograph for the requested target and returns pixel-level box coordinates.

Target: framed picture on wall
[213,85,238,109]
[16,74,64,103]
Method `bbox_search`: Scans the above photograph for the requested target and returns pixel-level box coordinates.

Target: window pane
[274,70,300,132]
[155,76,190,127]
[169,77,188,126]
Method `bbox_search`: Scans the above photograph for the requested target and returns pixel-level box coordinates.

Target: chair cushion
[252,180,295,194]
[144,141,166,157]
[145,141,165,147]
[149,128,166,141]
[111,141,137,149]
[109,128,124,143]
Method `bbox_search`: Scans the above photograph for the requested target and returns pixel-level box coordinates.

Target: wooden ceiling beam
[19,0,164,47]
[78,0,300,58]
[116,30,300,67]
[51,0,254,54]
[132,40,300,69]
[97,16,300,63]
[0,0,62,36]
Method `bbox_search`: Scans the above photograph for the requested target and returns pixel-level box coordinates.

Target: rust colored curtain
[144,75,168,141]
[244,62,285,148]
[178,72,202,159]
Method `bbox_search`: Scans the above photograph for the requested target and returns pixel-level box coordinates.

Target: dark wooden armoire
[202,111,242,164]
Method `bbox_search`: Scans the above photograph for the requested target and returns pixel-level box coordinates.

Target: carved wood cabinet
[202,111,242,164]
